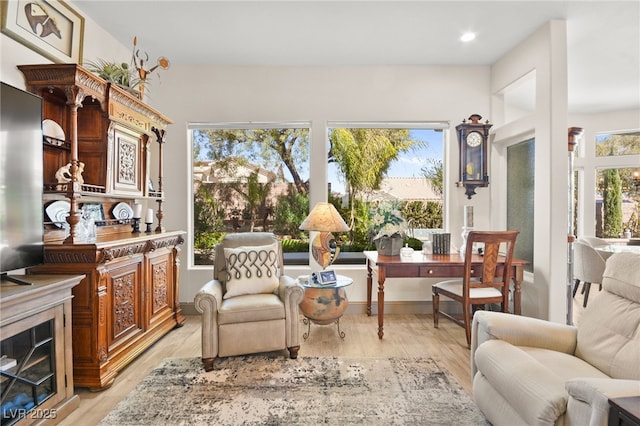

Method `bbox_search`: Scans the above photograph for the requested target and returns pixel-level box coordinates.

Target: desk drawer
[384,264,420,277]
[418,266,484,277]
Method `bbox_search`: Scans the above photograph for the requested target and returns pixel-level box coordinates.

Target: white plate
[45,200,70,227]
[112,202,134,220]
[42,119,65,140]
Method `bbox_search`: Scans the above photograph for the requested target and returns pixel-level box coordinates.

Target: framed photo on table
[1,0,84,63]
[315,270,337,285]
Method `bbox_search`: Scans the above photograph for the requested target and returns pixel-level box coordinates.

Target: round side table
[299,274,353,339]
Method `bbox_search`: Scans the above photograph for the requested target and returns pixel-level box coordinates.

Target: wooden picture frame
[1,0,84,63]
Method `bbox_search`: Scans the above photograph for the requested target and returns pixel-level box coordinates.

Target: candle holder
[145,222,153,233]
[131,217,141,234]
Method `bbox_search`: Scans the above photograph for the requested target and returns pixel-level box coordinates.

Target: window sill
[283,252,366,266]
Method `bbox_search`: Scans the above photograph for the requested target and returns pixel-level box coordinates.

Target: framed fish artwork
[1,0,84,63]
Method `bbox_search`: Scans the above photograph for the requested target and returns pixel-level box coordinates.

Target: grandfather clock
[456,114,492,199]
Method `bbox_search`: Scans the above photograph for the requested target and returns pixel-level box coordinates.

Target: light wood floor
[59,313,472,425]
[60,292,593,425]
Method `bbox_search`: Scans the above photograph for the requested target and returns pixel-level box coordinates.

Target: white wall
[3,2,634,319]
[490,21,570,322]
[152,65,493,304]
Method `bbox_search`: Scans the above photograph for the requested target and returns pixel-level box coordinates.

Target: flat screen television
[0,82,44,283]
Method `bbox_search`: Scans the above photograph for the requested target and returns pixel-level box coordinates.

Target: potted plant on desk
[369,201,407,256]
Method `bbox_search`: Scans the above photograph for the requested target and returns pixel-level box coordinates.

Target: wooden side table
[299,275,353,339]
[609,396,640,426]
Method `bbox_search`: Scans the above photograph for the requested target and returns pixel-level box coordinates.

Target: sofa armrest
[194,279,223,359]
[566,378,640,426]
[474,339,569,425]
[279,275,304,348]
[471,311,578,378]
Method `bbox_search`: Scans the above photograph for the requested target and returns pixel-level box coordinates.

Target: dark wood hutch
[18,64,185,391]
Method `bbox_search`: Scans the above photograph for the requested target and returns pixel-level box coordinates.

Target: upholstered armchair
[471,252,640,426]
[194,233,304,371]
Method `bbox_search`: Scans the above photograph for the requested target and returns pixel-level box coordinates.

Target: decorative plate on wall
[45,200,70,227]
[112,202,134,220]
[42,119,65,145]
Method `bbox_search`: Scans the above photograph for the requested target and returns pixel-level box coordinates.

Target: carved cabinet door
[105,255,144,348]
[145,247,176,329]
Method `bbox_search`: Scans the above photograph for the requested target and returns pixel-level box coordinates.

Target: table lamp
[299,202,350,269]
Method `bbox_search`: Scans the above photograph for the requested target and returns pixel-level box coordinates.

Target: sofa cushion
[575,252,640,380]
[223,242,280,299]
[520,347,609,382]
[218,293,285,324]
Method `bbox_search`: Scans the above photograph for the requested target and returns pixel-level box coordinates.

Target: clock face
[466,131,483,147]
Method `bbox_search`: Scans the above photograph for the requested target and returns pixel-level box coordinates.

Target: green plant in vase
[368,201,408,255]
[84,59,143,93]
[84,37,170,99]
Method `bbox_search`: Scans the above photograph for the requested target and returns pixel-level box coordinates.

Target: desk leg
[366,260,373,316]
[513,265,523,315]
[377,267,386,339]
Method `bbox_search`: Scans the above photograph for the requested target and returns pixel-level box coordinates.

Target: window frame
[188,121,312,269]
[188,120,448,269]
[574,129,640,238]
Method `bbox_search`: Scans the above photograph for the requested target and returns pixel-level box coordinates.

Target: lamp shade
[299,202,349,232]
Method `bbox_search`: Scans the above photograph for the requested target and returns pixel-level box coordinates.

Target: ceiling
[74,1,640,114]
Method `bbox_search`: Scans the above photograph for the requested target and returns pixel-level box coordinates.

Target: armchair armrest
[278,275,304,305]
[566,378,640,426]
[194,279,223,359]
[279,275,304,349]
[471,311,577,378]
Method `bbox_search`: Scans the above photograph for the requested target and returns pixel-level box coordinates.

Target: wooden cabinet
[0,275,84,425]
[29,232,185,390]
[18,64,185,391]
[18,64,170,241]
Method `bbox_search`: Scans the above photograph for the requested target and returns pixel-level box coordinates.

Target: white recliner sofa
[471,252,640,426]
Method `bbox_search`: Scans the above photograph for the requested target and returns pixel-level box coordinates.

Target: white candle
[464,205,474,228]
[145,208,154,224]
[133,203,142,218]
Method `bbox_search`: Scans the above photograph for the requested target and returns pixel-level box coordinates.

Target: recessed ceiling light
[460,32,476,43]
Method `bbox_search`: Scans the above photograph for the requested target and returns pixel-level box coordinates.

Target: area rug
[99,356,488,425]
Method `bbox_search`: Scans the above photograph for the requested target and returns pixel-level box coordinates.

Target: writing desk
[364,251,528,339]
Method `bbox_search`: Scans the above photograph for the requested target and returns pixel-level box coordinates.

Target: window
[590,131,640,238]
[595,167,639,237]
[190,121,446,267]
[326,122,446,256]
[596,132,640,157]
[191,123,310,265]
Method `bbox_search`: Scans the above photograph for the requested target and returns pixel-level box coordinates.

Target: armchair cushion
[218,293,285,324]
[223,242,280,299]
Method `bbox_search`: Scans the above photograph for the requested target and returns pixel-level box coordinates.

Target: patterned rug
[99,356,488,425]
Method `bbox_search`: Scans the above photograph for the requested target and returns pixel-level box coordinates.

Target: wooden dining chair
[432,230,519,347]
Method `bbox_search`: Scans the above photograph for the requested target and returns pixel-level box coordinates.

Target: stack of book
[432,233,451,254]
